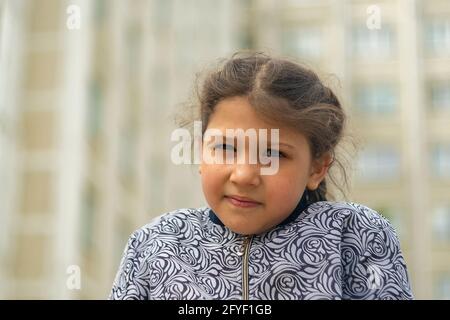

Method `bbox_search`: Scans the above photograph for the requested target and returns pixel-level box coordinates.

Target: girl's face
[199,96,330,235]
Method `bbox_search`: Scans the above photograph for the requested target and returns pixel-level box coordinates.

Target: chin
[229,227,253,236]
[222,220,252,235]
[226,223,266,236]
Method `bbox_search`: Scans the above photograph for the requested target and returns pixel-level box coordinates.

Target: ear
[306,152,333,190]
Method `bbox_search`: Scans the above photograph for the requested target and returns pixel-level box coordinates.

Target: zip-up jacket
[109,201,414,300]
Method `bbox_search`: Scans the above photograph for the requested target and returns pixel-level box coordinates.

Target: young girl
[109,52,414,300]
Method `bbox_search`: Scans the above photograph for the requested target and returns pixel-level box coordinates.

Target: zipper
[241,235,253,300]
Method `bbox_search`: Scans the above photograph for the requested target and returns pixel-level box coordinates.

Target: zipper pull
[242,236,252,255]
[236,236,251,256]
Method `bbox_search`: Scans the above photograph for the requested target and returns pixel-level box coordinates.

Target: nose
[229,163,261,187]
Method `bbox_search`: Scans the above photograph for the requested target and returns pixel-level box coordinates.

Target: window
[21,110,55,150]
[352,26,394,59]
[433,206,450,243]
[87,79,102,138]
[434,273,450,299]
[21,170,53,214]
[151,0,173,33]
[80,183,96,255]
[426,20,450,56]
[126,22,141,71]
[118,126,136,186]
[114,216,134,268]
[283,26,322,60]
[287,0,320,5]
[431,144,450,179]
[14,234,48,279]
[354,84,397,115]
[357,145,400,181]
[94,0,107,25]
[430,82,450,112]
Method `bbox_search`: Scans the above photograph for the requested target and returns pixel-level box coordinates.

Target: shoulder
[304,201,393,233]
[302,201,401,256]
[109,207,209,300]
[307,203,414,299]
[125,207,209,253]
[306,201,406,273]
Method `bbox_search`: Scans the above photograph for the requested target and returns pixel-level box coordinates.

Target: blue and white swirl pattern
[109,202,413,300]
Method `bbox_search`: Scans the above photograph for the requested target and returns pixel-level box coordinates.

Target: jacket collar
[208,191,310,230]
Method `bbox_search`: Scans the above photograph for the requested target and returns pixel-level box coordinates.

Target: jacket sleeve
[341,208,414,300]
[109,230,151,300]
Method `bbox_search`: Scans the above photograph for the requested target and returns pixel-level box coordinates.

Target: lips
[225,195,261,208]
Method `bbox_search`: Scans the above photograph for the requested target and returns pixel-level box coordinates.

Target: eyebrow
[277,142,294,149]
[209,134,295,149]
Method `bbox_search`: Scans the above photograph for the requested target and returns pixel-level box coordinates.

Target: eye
[265,148,285,158]
[214,143,236,152]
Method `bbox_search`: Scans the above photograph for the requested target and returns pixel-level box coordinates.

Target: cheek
[265,172,307,205]
[200,165,224,198]
[268,181,301,202]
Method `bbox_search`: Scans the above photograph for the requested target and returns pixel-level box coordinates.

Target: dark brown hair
[175,51,353,203]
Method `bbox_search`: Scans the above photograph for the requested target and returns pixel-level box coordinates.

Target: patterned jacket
[109,200,414,300]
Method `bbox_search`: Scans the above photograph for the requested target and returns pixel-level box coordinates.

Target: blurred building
[0,0,95,299]
[0,0,449,300]
[250,0,450,299]
[0,0,243,299]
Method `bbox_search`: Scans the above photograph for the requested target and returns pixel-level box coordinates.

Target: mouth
[225,195,262,208]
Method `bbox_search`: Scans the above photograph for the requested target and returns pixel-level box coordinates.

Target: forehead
[206,96,306,144]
